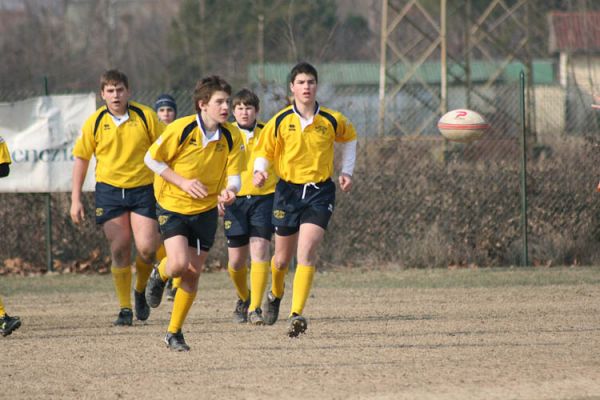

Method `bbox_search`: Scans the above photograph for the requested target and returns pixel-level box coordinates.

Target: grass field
[2,267,600,400]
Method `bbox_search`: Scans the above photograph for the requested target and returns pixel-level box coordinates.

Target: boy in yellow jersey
[222,89,277,325]
[153,93,180,301]
[0,136,21,337]
[144,76,244,351]
[0,296,21,337]
[0,135,11,178]
[70,70,164,326]
[253,62,357,337]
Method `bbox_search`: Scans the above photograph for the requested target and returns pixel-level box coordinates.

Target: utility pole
[377,0,388,136]
[258,14,265,82]
[440,0,447,115]
[199,0,206,72]
[107,0,117,66]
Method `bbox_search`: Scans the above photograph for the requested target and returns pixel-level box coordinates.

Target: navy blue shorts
[223,194,274,247]
[156,204,218,252]
[271,179,336,235]
[95,182,156,225]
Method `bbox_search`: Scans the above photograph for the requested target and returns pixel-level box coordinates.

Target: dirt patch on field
[2,271,600,399]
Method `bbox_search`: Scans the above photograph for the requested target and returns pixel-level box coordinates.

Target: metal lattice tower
[378,0,547,138]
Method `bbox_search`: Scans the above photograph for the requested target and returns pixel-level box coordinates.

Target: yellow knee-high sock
[228,265,249,301]
[134,255,153,293]
[249,261,269,312]
[156,244,166,262]
[168,287,196,333]
[271,258,288,299]
[290,264,315,316]
[0,296,6,317]
[157,257,169,282]
[111,265,132,309]
[172,277,182,289]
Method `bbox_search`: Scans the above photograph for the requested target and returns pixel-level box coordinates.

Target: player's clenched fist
[218,188,236,207]
[253,171,268,188]
[339,173,353,193]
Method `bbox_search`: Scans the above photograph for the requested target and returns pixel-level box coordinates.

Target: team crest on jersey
[215,143,225,152]
[273,209,285,219]
[96,208,104,216]
[224,220,232,230]
[158,215,169,225]
[315,125,327,135]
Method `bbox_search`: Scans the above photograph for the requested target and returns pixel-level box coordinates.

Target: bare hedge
[1,135,599,274]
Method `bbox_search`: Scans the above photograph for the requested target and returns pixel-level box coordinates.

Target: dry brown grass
[2,268,600,399]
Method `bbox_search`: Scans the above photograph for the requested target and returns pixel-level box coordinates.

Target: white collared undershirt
[109,112,129,127]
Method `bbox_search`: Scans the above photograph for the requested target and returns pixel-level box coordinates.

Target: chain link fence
[1,72,600,273]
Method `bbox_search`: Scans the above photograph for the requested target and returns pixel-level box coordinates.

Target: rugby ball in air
[437,109,490,143]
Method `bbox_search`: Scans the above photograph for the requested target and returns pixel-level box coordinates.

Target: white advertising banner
[0,93,97,192]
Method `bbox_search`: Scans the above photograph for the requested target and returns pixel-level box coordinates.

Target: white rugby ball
[437,109,490,143]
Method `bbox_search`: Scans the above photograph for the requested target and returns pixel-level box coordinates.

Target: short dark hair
[231,88,260,111]
[290,62,318,84]
[100,69,129,91]
[193,76,232,113]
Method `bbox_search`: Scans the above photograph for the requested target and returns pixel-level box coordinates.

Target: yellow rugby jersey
[254,103,357,184]
[149,115,244,215]
[234,121,276,196]
[73,101,164,188]
[0,137,11,164]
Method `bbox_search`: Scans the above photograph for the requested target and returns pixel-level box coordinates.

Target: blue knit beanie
[154,94,177,114]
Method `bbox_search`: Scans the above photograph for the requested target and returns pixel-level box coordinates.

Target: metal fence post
[519,71,529,267]
[44,75,53,272]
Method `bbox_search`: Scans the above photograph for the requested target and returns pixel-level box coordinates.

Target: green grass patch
[1,266,599,296]
[315,266,600,289]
